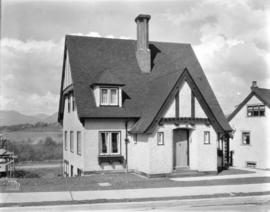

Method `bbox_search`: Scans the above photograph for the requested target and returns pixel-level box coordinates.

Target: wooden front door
[174,129,189,168]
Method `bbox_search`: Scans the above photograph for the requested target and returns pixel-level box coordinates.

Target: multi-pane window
[64,131,67,150]
[100,88,118,106]
[70,131,74,153]
[77,131,81,155]
[204,131,210,144]
[247,105,265,117]
[242,132,250,145]
[99,132,120,155]
[157,132,164,145]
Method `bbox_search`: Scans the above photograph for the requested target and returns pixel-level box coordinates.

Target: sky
[0,0,269,116]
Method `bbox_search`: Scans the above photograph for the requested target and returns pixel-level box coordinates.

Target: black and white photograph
[0,0,269,211]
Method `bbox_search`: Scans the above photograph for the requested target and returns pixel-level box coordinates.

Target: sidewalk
[0,183,270,205]
[171,167,270,181]
[0,167,270,206]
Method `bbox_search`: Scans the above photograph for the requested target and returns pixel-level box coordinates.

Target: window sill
[98,155,124,165]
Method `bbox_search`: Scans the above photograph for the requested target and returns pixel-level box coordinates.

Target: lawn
[1,169,270,193]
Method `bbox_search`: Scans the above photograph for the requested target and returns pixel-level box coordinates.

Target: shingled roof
[228,86,270,121]
[58,35,232,134]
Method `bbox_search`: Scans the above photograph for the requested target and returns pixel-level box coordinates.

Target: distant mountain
[43,112,58,123]
[0,110,40,126]
[33,113,50,120]
[0,110,58,126]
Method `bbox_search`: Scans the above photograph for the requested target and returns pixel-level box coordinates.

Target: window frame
[77,131,82,156]
[247,104,265,117]
[67,95,71,113]
[72,95,75,111]
[100,87,119,106]
[64,131,67,151]
[133,134,137,144]
[99,131,121,155]
[204,131,210,144]
[242,131,251,145]
[70,131,74,153]
[157,132,164,145]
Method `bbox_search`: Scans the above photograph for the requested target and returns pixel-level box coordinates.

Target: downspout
[125,120,129,172]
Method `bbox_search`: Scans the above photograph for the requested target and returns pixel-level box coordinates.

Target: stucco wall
[145,123,217,174]
[84,119,127,171]
[63,97,85,176]
[128,133,151,174]
[189,125,217,171]
[230,95,270,169]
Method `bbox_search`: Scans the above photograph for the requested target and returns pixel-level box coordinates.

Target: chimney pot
[251,81,258,89]
[135,14,151,73]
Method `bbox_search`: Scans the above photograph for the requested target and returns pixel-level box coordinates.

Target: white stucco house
[58,14,232,177]
[228,81,270,169]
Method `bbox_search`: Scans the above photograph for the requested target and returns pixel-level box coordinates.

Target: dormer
[91,70,125,107]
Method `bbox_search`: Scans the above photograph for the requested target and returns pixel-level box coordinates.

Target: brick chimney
[135,14,151,73]
[251,81,258,89]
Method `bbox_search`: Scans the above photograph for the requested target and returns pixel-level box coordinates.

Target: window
[133,134,137,144]
[247,105,265,117]
[70,165,73,177]
[100,88,119,106]
[70,131,74,152]
[77,131,81,155]
[242,132,250,145]
[157,132,164,145]
[77,168,82,176]
[67,96,71,113]
[64,131,67,150]
[204,131,210,144]
[99,132,120,155]
[64,160,69,177]
[72,95,76,111]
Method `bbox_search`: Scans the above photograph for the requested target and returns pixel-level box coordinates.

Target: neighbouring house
[0,135,16,177]
[228,81,270,169]
[58,14,232,177]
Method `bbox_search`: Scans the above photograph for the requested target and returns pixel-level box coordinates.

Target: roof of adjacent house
[228,87,270,121]
[58,35,232,133]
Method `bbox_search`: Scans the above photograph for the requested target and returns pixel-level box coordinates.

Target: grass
[1,168,270,193]
[3,131,62,144]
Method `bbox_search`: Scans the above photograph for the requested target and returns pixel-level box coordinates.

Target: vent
[246,161,256,168]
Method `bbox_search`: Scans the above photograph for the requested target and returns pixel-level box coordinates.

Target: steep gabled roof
[92,70,125,86]
[58,35,232,133]
[228,87,270,121]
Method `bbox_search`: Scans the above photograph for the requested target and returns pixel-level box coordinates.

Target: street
[1,195,270,212]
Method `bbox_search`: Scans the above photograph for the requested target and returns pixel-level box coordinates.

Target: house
[0,135,16,177]
[228,81,270,169]
[58,14,232,177]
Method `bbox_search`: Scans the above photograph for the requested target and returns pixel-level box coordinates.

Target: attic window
[247,105,265,117]
[100,88,119,106]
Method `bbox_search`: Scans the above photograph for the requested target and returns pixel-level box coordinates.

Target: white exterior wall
[189,125,217,171]
[63,52,72,89]
[63,96,85,176]
[179,82,192,117]
[230,96,270,169]
[128,134,151,174]
[84,119,127,171]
